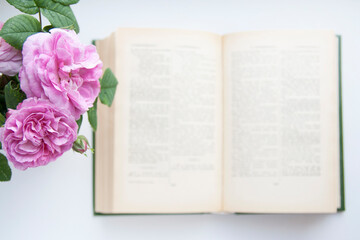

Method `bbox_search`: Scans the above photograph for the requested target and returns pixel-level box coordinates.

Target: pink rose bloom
[0,98,78,170]
[19,28,102,120]
[0,21,22,76]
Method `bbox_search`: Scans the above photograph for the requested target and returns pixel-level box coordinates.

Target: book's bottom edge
[94,210,343,216]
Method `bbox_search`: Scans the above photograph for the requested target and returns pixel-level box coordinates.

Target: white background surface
[0,0,359,239]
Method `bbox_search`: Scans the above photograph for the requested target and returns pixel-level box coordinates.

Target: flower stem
[38,10,42,29]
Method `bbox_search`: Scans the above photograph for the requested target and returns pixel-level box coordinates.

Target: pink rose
[19,28,102,120]
[0,21,22,76]
[0,98,78,170]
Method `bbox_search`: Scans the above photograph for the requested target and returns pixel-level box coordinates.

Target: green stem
[38,10,42,29]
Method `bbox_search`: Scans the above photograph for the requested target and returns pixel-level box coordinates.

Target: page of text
[223,31,339,213]
[112,29,223,213]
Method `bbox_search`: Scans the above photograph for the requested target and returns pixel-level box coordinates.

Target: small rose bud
[72,135,90,154]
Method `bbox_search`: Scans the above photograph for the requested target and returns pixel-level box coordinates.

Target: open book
[94,29,344,214]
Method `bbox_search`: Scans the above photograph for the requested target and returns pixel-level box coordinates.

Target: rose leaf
[53,0,79,6]
[76,114,82,133]
[99,68,118,107]
[0,154,12,182]
[42,25,54,32]
[4,82,26,110]
[88,99,97,131]
[6,0,39,14]
[0,14,41,50]
[34,0,79,33]
[0,113,5,126]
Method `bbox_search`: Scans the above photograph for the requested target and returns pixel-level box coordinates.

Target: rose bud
[72,135,91,154]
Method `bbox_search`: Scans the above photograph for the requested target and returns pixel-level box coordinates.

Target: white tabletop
[0,0,359,239]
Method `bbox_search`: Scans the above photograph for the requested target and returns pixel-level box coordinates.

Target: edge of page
[92,40,97,216]
[93,130,97,215]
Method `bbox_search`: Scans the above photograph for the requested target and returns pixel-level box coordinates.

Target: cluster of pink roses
[0,23,102,170]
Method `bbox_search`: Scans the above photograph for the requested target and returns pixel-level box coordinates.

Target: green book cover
[337,35,345,212]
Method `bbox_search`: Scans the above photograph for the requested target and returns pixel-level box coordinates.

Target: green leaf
[76,115,82,133]
[4,82,26,110]
[0,14,41,50]
[53,0,79,5]
[0,113,5,149]
[0,94,6,117]
[0,113,4,149]
[0,113,5,126]
[34,0,79,33]
[0,154,12,182]
[99,68,118,107]
[6,0,39,14]
[42,25,54,32]
[88,99,97,131]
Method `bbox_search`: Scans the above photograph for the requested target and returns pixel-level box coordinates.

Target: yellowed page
[95,33,116,213]
[223,31,339,213]
[103,28,223,213]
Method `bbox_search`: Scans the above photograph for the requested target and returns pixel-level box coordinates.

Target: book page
[98,29,223,213]
[95,33,116,213]
[223,31,339,213]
